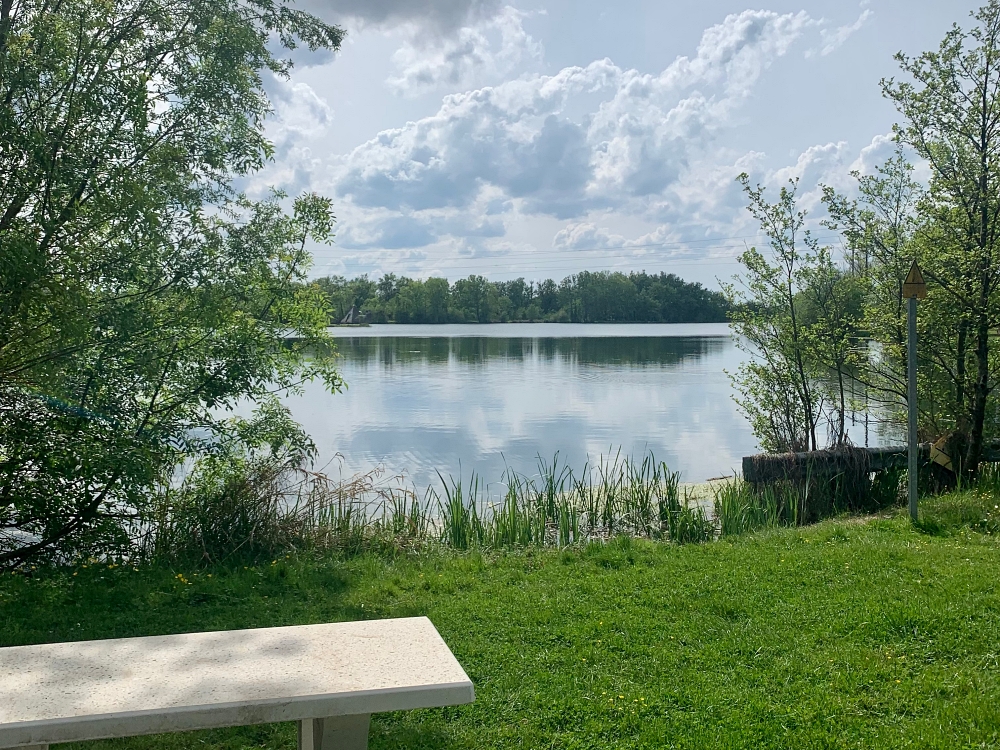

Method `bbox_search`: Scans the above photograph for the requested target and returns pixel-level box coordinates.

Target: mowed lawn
[2,496,999,749]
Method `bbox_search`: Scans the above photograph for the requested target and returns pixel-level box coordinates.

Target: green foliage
[3,503,1000,748]
[316,270,730,324]
[713,479,798,536]
[427,452,714,549]
[818,2,1000,474]
[714,463,906,538]
[882,2,1000,465]
[0,0,345,567]
[436,471,486,551]
[725,177,863,453]
[141,402,316,565]
[822,152,920,433]
[915,468,1000,535]
[139,449,713,561]
[735,2,1000,471]
[143,408,440,566]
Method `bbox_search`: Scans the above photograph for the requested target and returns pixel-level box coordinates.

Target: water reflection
[335,335,728,368]
[284,324,759,490]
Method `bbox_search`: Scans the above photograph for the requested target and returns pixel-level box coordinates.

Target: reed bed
[140,451,714,564]
[142,445,954,564]
[437,452,714,550]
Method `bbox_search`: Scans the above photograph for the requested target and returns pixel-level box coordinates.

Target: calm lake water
[283,323,770,490]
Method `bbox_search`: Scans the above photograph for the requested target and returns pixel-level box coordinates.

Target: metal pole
[908,296,918,523]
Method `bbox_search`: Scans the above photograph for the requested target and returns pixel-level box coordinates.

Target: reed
[140,455,435,564]
[145,449,848,565]
[712,478,803,537]
[141,443,946,565]
[431,451,712,548]
[975,462,1000,499]
[435,470,486,550]
[712,461,913,537]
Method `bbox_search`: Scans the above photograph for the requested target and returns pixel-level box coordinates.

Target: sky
[250,0,982,289]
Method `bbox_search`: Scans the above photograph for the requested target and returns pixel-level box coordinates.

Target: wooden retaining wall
[742,443,1000,484]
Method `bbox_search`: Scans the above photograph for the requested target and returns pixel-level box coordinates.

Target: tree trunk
[956,319,967,411]
[836,362,847,446]
[965,313,991,477]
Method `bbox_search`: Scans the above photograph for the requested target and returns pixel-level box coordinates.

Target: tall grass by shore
[142,451,718,565]
[711,466,907,537]
[435,452,715,550]
[132,444,931,568]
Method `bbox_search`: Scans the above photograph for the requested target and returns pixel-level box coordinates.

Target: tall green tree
[0,0,344,566]
[821,153,977,446]
[881,0,1000,471]
[823,153,920,425]
[451,275,496,323]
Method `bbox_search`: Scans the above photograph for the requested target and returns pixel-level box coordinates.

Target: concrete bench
[0,617,474,749]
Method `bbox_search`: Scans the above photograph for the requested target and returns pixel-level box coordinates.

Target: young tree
[726,176,862,453]
[725,176,822,452]
[797,255,865,446]
[823,154,923,434]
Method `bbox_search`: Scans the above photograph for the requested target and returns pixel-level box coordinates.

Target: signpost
[902,261,927,523]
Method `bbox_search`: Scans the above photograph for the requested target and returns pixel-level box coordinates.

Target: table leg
[298,714,370,750]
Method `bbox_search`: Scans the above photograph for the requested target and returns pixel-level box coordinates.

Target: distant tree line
[313,271,729,324]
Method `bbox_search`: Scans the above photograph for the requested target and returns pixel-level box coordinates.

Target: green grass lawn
[2,494,999,749]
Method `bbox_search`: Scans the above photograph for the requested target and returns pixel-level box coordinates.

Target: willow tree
[0,1,344,566]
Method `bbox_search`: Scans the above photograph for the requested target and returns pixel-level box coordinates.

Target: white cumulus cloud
[266,6,909,282]
[553,223,629,250]
[248,79,334,195]
[295,0,503,33]
[336,10,815,225]
[387,6,544,96]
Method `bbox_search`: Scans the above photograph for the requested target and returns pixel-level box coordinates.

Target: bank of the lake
[3,492,998,749]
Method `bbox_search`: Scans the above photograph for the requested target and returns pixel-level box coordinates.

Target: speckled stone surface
[0,617,474,748]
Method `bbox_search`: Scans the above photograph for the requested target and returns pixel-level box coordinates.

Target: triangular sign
[904,263,925,287]
[902,261,927,299]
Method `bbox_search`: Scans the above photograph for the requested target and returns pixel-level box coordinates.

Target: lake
[286,323,746,489]
[283,323,880,492]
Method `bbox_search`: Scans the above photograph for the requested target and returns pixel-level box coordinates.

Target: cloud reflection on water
[285,324,758,489]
